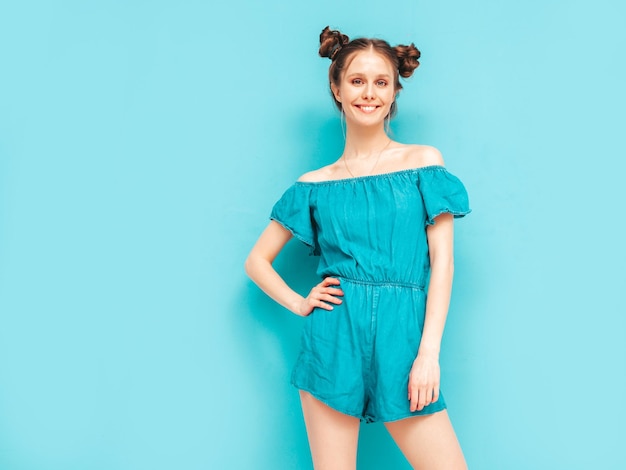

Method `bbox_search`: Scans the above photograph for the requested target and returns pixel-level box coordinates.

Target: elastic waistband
[335,276,425,290]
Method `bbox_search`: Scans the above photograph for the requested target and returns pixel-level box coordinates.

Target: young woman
[245,26,471,469]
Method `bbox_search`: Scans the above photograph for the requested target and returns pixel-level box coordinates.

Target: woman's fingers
[319,293,343,305]
[314,300,333,310]
[409,387,420,411]
[321,284,343,297]
[312,279,343,304]
[310,293,342,309]
[302,278,344,313]
[321,277,341,286]
[407,355,440,411]
[423,388,433,407]
[325,287,344,296]
[408,384,439,411]
[413,388,428,411]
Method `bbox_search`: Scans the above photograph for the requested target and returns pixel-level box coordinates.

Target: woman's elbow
[244,253,269,279]
[244,255,255,278]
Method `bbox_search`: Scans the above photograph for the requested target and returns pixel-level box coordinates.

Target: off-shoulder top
[270,166,471,288]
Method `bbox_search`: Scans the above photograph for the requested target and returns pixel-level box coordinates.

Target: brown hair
[319,26,421,117]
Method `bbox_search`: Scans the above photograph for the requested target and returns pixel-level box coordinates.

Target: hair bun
[395,43,421,78]
[319,26,350,60]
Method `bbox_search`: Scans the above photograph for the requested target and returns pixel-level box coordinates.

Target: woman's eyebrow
[345,73,392,78]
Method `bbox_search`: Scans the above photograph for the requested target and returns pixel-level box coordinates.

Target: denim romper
[270,165,471,423]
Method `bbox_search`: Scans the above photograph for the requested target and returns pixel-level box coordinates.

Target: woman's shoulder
[394,144,445,169]
[368,143,445,174]
[297,162,343,183]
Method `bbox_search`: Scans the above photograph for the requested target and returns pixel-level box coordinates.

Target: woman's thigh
[384,410,467,470]
[299,391,361,470]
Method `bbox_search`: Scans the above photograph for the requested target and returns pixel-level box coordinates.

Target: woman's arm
[244,220,343,316]
[408,213,455,411]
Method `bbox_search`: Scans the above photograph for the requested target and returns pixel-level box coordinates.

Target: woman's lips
[356,105,379,113]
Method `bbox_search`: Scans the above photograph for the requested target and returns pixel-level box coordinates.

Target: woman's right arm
[244,220,342,316]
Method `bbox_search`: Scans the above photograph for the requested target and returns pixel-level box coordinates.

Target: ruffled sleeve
[270,183,319,255]
[417,166,471,225]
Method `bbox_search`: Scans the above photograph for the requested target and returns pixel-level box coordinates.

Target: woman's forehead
[344,50,394,75]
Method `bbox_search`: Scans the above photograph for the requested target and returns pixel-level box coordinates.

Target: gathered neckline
[295,165,446,186]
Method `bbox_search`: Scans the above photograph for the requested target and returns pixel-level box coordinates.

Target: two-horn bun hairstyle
[319,26,421,117]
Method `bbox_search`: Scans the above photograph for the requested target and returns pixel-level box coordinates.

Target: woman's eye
[352,78,363,85]
[377,80,387,87]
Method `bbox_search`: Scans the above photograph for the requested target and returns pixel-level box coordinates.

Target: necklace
[342,139,392,178]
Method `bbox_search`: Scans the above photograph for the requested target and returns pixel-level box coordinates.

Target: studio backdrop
[0,1,624,469]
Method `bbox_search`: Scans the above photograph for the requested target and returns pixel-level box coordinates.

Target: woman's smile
[356,105,379,113]
[332,49,397,126]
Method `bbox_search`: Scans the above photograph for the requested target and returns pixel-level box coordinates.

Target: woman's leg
[384,410,467,470]
[299,391,361,470]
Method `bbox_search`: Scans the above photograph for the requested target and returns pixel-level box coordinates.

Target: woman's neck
[343,125,390,159]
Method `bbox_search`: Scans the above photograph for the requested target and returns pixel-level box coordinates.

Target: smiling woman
[245,26,471,469]
[332,51,396,133]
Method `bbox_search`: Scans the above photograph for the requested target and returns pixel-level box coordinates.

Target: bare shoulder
[400,144,445,168]
[297,162,342,183]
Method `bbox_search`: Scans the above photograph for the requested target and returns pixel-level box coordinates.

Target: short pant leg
[291,279,373,419]
[364,284,447,422]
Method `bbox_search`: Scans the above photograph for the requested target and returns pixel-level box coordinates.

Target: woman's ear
[331,83,341,103]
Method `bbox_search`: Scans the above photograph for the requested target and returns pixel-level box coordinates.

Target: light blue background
[1,1,624,469]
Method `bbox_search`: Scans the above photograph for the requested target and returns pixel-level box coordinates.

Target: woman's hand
[297,277,343,317]
[408,352,440,412]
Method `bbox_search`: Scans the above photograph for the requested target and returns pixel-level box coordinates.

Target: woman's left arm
[408,213,455,412]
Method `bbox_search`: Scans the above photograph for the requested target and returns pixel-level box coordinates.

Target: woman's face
[332,49,396,128]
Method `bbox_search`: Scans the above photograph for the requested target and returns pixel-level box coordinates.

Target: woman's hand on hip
[408,353,440,412]
[297,277,343,317]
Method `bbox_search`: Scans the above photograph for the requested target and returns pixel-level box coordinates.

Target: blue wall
[1,1,624,469]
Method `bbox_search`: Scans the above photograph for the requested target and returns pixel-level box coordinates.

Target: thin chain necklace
[342,139,392,178]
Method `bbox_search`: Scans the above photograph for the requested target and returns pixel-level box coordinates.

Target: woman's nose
[362,84,375,100]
